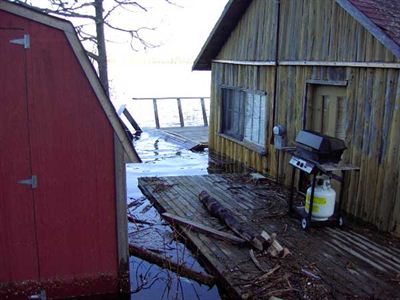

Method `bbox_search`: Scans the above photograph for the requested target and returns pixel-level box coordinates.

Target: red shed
[0,1,140,298]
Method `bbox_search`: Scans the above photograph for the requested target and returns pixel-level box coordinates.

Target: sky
[106,0,229,63]
[28,0,229,104]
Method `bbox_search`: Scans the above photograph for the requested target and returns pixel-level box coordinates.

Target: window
[221,87,267,147]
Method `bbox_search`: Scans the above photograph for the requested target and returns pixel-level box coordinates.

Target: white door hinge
[10,34,30,49]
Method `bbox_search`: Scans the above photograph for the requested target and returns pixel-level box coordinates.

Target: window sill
[217,133,267,156]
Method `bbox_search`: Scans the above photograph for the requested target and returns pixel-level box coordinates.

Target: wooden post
[177,98,184,127]
[153,98,160,129]
[200,97,208,126]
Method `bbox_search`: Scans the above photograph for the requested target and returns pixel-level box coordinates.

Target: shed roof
[0,0,141,162]
[193,0,400,70]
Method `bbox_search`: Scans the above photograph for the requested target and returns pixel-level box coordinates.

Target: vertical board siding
[279,0,400,63]
[210,63,276,175]
[276,66,400,233]
[209,0,400,234]
[0,9,120,296]
[216,0,277,61]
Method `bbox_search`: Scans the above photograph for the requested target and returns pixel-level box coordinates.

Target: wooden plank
[306,79,348,86]
[279,61,400,68]
[161,213,246,244]
[139,177,246,298]
[137,174,400,298]
[123,108,142,134]
[128,244,215,286]
[133,97,210,100]
[114,134,130,293]
[213,59,276,66]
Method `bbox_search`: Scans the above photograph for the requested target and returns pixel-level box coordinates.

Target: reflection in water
[127,131,222,300]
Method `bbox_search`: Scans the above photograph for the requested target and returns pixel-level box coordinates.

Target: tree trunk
[199,191,264,250]
[94,0,109,96]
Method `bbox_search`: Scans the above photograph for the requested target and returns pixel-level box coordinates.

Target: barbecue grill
[295,130,347,163]
[288,130,359,230]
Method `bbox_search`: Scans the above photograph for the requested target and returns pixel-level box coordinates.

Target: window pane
[244,92,267,146]
[253,94,261,142]
[221,87,266,146]
[221,87,244,140]
[244,93,254,141]
[259,95,266,145]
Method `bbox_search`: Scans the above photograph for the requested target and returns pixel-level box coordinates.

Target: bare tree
[13,0,177,96]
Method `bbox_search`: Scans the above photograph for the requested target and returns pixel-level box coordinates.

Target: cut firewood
[199,191,264,250]
[260,230,287,257]
[161,212,246,245]
[129,244,215,286]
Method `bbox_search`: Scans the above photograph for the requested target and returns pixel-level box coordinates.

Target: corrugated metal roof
[349,0,400,48]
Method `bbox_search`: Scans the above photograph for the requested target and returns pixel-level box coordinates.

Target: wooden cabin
[0,1,140,298]
[193,0,400,236]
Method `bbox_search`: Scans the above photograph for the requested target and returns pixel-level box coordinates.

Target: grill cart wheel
[301,218,309,230]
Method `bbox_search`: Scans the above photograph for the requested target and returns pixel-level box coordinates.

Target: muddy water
[127,131,222,300]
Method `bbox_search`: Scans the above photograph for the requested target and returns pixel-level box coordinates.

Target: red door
[0,30,39,284]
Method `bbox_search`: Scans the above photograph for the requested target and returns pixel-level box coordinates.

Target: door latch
[17,175,38,189]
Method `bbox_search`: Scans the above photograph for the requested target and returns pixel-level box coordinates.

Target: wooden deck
[138,174,400,299]
[148,126,208,151]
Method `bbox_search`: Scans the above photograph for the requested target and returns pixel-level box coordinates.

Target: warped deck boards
[138,174,400,299]
[147,126,208,151]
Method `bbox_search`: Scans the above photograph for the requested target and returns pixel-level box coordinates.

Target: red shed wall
[0,10,119,298]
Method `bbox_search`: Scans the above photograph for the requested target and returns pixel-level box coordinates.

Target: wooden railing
[132,97,210,129]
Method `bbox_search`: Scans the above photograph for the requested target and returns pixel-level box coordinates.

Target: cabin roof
[193,0,400,71]
[0,0,141,162]
[348,0,400,48]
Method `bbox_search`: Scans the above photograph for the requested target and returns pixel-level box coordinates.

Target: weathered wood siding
[209,63,277,175]
[279,0,400,62]
[275,66,400,234]
[217,0,277,61]
[209,0,400,234]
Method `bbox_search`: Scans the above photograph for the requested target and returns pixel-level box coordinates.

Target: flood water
[126,131,223,300]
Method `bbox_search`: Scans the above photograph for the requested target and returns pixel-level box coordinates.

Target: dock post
[200,97,208,126]
[177,98,184,127]
[153,98,160,129]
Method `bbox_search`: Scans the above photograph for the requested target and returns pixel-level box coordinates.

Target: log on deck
[138,174,400,299]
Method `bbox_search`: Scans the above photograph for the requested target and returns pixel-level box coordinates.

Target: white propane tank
[305,177,336,221]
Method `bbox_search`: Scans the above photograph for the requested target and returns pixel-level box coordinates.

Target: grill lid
[295,130,346,153]
[294,130,347,163]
